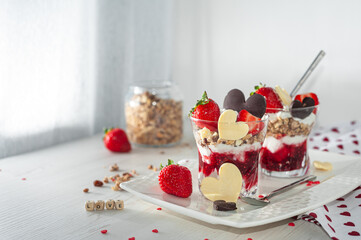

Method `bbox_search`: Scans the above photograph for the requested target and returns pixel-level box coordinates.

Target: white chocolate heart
[218,110,249,140]
[200,163,243,202]
[313,161,333,171]
[275,85,292,106]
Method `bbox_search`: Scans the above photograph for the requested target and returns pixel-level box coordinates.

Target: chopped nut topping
[103,177,109,183]
[109,163,119,172]
[148,165,153,170]
[83,188,89,193]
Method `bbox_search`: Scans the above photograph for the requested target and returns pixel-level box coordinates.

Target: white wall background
[1,0,361,158]
[173,0,361,126]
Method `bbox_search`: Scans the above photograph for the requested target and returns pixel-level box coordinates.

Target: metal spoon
[241,175,317,206]
[290,50,326,97]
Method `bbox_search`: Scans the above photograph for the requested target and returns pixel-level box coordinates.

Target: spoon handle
[290,50,326,97]
[264,175,317,200]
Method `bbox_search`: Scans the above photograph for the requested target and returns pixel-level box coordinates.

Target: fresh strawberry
[103,128,131,152]
[158,159,192,198]
[237,109,264,135]
[190,91,220,131]
[253,84,283,113]
[294,92,319,114]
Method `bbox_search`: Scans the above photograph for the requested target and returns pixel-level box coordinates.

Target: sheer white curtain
[0,0,173,159]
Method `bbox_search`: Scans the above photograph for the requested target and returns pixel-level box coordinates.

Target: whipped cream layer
[263,135,307,153]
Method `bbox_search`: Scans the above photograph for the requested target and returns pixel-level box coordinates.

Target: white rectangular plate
[121,150,361,228]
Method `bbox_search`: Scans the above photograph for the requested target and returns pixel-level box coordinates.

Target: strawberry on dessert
[103,128,131,152]
[158,159,192,198]
[190,91,220,131]
[237,109,264,135]
[294,92,319,114]
[253,84,283,113]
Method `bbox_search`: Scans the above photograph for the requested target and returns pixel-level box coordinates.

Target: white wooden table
[0,134,330,240]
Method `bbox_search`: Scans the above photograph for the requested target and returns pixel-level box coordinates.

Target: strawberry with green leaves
[189,91,220,131]
[158,159,192,198]
[252,84,283,113]
[103,128,131,152]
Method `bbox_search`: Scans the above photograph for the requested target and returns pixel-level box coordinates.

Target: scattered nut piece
[153,167,158,172]
[131,170,138,175]
[93,180,103,187]
[148,165,153,170]
[83,188,89,193]
[85,201,95,211]
[313,161,333,171]
[109,163,119,172]
[103,177,109,183]
[112,181,122,191]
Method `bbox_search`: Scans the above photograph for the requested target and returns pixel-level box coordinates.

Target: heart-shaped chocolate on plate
[290,97,315,119]
[223,89,266,118]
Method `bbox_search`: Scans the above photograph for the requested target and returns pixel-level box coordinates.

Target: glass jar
[124,81,183,147]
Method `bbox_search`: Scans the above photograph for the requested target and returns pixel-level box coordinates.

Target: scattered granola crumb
[83,188,89,193]
[103,177,109,183]
[109,163,119,172]
[101,230,107,234]
[148,165,153,170]
[152,229,158,233]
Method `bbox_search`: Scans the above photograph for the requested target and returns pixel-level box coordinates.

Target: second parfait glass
[260,105,319,178]
[190,117,268,197]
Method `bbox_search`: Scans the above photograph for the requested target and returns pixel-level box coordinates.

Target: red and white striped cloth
[298,120,361,239]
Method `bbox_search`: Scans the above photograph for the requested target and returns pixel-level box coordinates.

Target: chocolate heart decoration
[223,89,266,118]
[290,97,315,119]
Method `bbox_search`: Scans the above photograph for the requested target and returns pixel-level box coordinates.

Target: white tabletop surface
[0,134,330,240]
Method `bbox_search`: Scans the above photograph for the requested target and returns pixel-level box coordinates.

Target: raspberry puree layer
[198,143,261,191]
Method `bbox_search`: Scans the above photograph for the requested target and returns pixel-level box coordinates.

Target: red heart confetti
[258,194,264,198]
[355,194,361,198]
[331,237,339,240]
[325,215,332,222]
[21,178,26,181]
[129,237,135,240]
[315,132,321,136]
[101,230,107,234]
[288,222,295,227]
[328,224,336,233]
[331,128,340,133]
[247,238,253,240]
[351,134,357,138]
[337,198,345,201]
[323,137,330,142]
[348,231,360,236]
[337,144,344,150]
[313,146,319,150]
[354,150,361,155]
[353,140,359,145]
[351,121,357,125]
[157,207,162,210]
[354,186,361,191]
[323,149,329,152]
[344,222,355,227]
[324,205,329,212]
[309,212,318,218]
[340,211,351,217]
[337,204,347,208]
[152,229,158,233]
[336,139,342,142]
[309,138,314,141]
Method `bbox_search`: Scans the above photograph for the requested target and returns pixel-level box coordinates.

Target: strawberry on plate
[237,109,264,135]
[294,92,319,114]
[159,159,192,198]
[190,91,220,131]
[253,84,283,113]
[103,128,131,152]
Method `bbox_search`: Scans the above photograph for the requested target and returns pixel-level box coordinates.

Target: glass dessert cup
[190,117,268,197]
[260,105,319,178]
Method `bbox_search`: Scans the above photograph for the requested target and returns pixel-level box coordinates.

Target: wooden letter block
[115,200,124,210]
[95,200,105,211]
[106,199,115,210]
[85,201,95,211]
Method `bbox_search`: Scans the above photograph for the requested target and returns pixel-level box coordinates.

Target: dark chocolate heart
[223,89,266,118]
[290,97,315,119]
[223,89,245,112]
[213,200,237,211]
